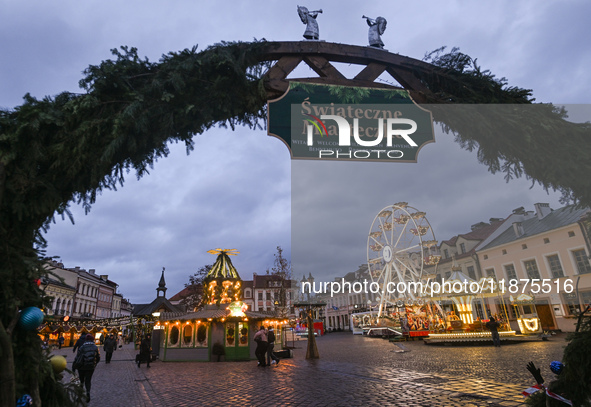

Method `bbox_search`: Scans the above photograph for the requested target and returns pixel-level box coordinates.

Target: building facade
[242,273,296,318]
[43,260,125,322]
[322,265,378,331]
[477,204,591,332]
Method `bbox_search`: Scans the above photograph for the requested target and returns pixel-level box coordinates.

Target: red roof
[169,286,193,302]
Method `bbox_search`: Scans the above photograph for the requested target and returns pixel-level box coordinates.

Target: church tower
[157,267,167,298]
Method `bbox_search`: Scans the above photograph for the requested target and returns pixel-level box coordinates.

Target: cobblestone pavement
[51,333,567,406]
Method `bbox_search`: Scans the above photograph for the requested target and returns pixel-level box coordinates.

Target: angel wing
[298,6,309,24]
[377,17,387,35]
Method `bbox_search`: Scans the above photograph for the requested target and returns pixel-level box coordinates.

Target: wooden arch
[257,41,435,101]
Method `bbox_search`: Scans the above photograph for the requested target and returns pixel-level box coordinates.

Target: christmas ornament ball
[18,307,45,330]
[16,394,33,407]
[50,355,67,374]
[550,360,564,375]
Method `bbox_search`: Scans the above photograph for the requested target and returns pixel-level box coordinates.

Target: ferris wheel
[367,202,440,318]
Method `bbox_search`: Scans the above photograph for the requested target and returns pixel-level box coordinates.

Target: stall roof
[161,308,282,322]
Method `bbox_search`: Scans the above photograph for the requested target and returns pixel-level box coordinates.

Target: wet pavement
[50,332,567,406]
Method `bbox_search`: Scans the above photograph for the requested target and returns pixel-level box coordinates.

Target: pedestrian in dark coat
[266,327,280,365]
[72,335,87,353]
[73,334,100,402]
[103,334,117,363]
[138,334,152,368]
[253,326,268,367]
[486,317,502,347]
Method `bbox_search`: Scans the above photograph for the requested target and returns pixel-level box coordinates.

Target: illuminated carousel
[422,266,543,345]
[158,249,287,362]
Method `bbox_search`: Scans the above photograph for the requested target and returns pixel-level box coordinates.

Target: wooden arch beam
[257,41,435,102]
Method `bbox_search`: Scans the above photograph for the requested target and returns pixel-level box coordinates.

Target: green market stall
[158,249,287,362]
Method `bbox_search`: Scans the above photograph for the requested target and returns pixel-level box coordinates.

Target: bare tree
[180,265,212,311]
[271,246,293,318]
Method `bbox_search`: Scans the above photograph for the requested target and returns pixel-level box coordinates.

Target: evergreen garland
[0,40,589,406]
[418,46,591,206]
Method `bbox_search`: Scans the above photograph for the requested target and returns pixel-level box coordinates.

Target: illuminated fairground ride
[364,202,444,337]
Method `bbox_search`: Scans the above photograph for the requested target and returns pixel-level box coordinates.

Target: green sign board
[268,82,434,162]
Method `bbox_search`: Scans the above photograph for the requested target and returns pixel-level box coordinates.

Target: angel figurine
[298,6,322,40]
[363,15,387,49]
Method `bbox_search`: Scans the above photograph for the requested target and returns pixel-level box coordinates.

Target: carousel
[157,249,287,362]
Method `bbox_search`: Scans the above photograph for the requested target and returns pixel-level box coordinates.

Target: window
[443,249,449,259]
[196,324,207,346]
[244,289,251,298]
[562,291,591,315]
[544,238,550,244]
[238,322,249,346]
[568,231,575,237]
[502,249,507,255]
[258,292,263,300]
[573,249,591,274]
[169,326,179,346]
[460,243,466,254]
[546,255,564,278]
[183,325,193,345]
[504,264,517,281]
[522,244,528,250]
[524,260,541,279]
[483,254,488,260]
[486,268,496,280]
[467,266,476,281]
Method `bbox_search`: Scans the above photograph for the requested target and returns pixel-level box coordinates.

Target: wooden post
[305,310,319,359]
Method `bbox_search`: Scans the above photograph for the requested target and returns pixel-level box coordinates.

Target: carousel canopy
[206,248,241,280]
[448,269,475,283]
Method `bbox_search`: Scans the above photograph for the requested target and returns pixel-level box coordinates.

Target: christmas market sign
[228,301,248,317]
[267,82,434,162]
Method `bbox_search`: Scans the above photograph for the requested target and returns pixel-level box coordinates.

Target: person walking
[72,334,87,353]
[58,335,64,349]
[103,333,117,363]
[253,326,268,367]
[486,316,501,347]
[138,334,152,368]
[73,334,100,402]
[266,327,280,366]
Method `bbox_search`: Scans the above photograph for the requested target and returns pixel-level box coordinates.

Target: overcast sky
[2,1,589,303]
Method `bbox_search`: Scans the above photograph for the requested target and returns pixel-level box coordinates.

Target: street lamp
[307,274,314,302]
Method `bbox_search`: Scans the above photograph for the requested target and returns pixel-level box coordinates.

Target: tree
[0,41,269,407]
[270,246,292,319]
[180,265,212,311]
